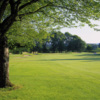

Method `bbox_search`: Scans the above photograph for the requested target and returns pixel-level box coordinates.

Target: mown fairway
[0,53,100,100]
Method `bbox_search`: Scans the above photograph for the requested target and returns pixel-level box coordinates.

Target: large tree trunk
[0,35,13,88]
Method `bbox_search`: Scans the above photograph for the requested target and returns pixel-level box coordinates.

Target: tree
[64,32,73,50]
[86,45,93,52]
[50,31,65,52]
[50,32,59,52]
[67,35,86,52]
[42,38,51,53]
[98,43,100,48]
[0,0,100,88]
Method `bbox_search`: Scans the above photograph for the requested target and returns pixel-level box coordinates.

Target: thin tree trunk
[0,35,13,88]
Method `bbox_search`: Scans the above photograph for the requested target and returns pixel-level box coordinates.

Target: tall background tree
[86,45,93,52]
[67,35,86,52]
[50,31,65,53]
[0,0,100,88]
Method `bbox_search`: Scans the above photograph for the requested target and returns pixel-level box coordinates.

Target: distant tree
[42,38,50,53]
[95,48,100,53]
[32,36,50,53]
[86,45,93,52]
[64,32,73,50]
[67,35,86,52]
[92,44,98,50]
[98,43,100,48]
[33,41,43,52]
[58,39,65,52]
[50,32,65,52]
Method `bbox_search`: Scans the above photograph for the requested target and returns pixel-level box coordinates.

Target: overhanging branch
[0,0,9,22]
[9,0,15,14]
[19,0,39,11]
[18,4,50,18]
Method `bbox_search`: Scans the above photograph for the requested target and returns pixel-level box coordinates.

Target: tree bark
[0,11,16,88]
[0,34,13,88]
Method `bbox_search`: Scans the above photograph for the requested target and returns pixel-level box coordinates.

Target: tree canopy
[0,0,100,46]
[0,0,100,35]
[28,31,86,53]
[67,35,86,52]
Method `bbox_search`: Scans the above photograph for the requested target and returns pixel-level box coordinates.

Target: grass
[0,52,100,100]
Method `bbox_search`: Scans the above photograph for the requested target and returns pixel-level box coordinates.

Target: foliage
[98,43,100,48]
[50,31,65,52]
[31,31,86,53]
[7,21,50,47]
[94,47,100,53]
[0,0,100,51]
[67,35,86,52]
[86,45,93,52]
[1,0,100,38]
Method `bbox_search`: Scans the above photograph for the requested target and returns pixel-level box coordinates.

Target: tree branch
[19,4,75,18]
[18,4,49,18]
[19,0,39,11]
[1,15,16,34]
[0,0,9,22]
[9,0,21,15]
[9,0,15,14]
[15,0,21,11]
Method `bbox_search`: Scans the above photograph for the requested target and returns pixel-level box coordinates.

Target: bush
[10,47,28,54]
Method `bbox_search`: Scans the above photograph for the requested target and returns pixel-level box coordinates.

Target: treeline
[32,31,86,53]
[9,31,88,53]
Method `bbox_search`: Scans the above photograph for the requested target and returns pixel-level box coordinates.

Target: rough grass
[0,53,100,100]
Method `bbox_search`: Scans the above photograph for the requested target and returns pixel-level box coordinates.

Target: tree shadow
[77,53,100,57]
[38,58,100,61]
[40,53,100,62]
[28,53,100,62]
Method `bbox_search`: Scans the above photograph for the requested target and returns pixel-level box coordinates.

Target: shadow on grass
[38,58,100,61]
[27,53,100,62]
[0,85,22,92]
[76,53,100,56]
[38,53,100,62]
[30,57,100,62]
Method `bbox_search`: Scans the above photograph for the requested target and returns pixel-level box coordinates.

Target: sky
[60,20,100,44]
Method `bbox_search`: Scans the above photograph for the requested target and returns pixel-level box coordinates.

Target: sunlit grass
[0,52,100,100]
